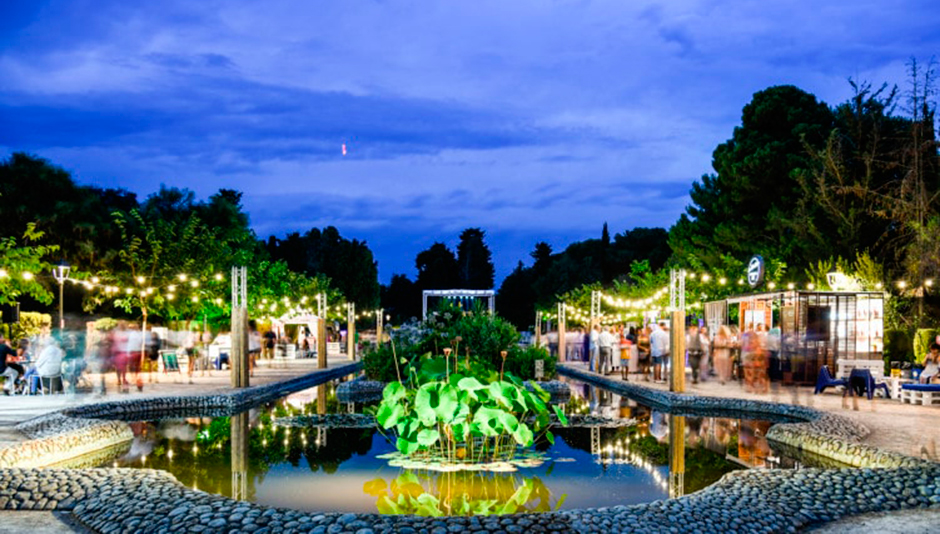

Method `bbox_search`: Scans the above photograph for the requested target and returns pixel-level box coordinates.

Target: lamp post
[52,260,71,330]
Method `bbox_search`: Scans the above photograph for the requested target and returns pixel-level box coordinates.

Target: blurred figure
[637,326,651,380]
[35,335,64,393]
[184,327,198,383]
[713,326,734,384]
[262,328,276,360]
[589,325,599,372]
[650,321,670,383]
[686,325,704,385]
[598,326,614,375]
[547,329,558,361]
[249,321,261,376]
[0,334,24,395]
[126,323,144,392]
[145,326,161,383]
[112,322,131,393]
[698,326,712,382]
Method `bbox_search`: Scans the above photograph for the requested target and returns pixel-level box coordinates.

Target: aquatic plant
[374,348,567,466]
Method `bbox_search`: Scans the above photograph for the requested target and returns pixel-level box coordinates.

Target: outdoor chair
[845,368,889,400]
[900,383,940,406]
[814,365,847,395]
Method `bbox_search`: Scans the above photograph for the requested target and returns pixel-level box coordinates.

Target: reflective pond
[96,378,820,515]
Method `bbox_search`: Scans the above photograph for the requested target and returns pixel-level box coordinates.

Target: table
[885,376,915,401]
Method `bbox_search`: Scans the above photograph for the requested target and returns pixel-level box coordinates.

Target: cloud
[2,0,939,283]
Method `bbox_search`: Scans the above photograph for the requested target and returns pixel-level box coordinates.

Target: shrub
[8,312,51,342]
[884,329,914,372]
[914,328,938,365]
[448,312,520,373]
[504,345,556,381]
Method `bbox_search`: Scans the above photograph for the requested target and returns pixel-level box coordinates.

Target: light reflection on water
[101,378,806,514]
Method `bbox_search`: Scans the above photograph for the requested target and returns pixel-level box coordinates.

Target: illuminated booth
[703,290,884,385]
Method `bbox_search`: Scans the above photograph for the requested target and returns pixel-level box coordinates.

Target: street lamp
[52,260,71,330]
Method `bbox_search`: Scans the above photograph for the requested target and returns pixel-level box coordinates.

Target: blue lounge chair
[845,368,889,400]
[814,365,847,395]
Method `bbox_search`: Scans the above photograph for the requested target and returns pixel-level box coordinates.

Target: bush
[914,328,938,365]
[884,329,914,372]
[448,312,520,373]
[8,312,51,343]
[362,342,423,382]
[504,345,556,381]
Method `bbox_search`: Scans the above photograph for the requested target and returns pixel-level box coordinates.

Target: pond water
[97,378,817,515]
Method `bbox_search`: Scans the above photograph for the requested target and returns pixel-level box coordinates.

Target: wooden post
[317,294,328,369]
[231,267,249,388]
[557,303,566,363]
[347,303,356,361]
[670,310,685,393]
[668,414,685,498]
[376,308,384,346]
[231,411,248,501]
[534,312,542,348]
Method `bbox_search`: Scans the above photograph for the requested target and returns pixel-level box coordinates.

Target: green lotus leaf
[376,403,404,429]
[552,404,569,426]
[416,428,440,447]
[544,430,555,445]
[382,381,406,403]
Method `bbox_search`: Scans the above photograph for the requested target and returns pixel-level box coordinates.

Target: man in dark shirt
[0,334,24,394]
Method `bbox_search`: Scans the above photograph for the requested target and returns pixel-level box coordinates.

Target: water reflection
[364,471,565,516]
[101,378,816,514]
[231,411,248,501]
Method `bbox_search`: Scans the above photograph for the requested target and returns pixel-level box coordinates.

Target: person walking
[687,325,704,385]
[598,326,614,375]
[650,321,670,383]
[589,325,600,372]
[713,326,734,384]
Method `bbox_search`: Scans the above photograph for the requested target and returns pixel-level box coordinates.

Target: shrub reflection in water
[364,471,565,516]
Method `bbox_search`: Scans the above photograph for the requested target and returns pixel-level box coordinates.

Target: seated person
[0,335,24,395]
[34,336,65,393]
[920,343,940,384]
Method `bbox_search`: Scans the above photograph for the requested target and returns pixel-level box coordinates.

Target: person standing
[686,325,704,384]
[248,321,261,377]
[698,326,712,382]
[713,326,734,384]
[637,326,651,380]
[598,326,614,375]
[263,329,277,360]
[589,325,600,372]
[650,321,670,383]
[0,335,24,395]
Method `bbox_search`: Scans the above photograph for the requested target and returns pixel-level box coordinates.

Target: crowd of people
[544,321,783,392]
[0,319,343,397]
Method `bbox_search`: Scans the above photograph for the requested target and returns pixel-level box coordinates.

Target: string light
[22,272,34,280]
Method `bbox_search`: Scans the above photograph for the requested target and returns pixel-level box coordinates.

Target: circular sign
[747,256,765,288]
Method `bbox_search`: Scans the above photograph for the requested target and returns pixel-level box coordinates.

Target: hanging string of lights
[537,268,928,324]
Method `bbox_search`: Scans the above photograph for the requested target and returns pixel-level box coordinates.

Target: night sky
[2,1,939,283]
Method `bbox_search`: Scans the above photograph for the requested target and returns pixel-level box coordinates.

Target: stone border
[0,463,937,533]
[0,414,132,469]
[0,363,359,471]
[558,364,933,469]
[2,360,940,533]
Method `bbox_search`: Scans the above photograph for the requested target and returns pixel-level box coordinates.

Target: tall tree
[381,274,421,324]
[415,242,459,290]
[456,228,495,289]
[669,85,834,270]
[267,226,380,308]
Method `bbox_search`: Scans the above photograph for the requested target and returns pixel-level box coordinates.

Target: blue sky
[2,0,939,284]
